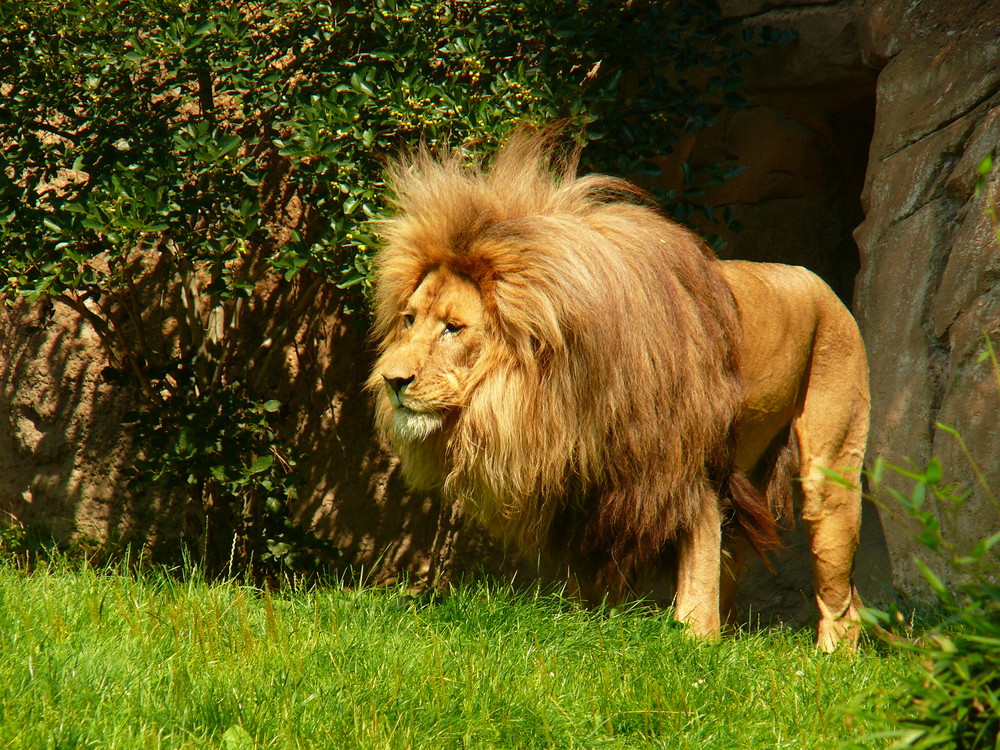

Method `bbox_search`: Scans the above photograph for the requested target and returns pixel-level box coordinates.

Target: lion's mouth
[386,388,406,411]
[385,385,440,420]
[391,407,444,442]
[387,392,432,417]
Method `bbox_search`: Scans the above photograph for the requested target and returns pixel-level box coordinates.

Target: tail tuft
[726,470,782,559]
[764,427,799,527]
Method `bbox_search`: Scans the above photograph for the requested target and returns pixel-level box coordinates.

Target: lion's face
[373,267,486,443]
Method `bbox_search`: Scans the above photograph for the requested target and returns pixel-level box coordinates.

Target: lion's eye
[443,321,465,336]
[402,313,415,330]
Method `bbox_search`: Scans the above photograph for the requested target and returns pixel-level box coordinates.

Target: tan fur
[368,132,869,651]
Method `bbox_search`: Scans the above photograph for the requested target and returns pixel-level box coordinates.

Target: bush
[0,0,772,578]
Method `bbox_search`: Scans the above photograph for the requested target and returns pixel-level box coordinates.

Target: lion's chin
[391,408,444,443]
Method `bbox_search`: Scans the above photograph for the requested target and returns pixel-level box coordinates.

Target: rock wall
[696,0,877,302]
[0,302,130,544]
[853,0,1000,596]
[0,287,491,587]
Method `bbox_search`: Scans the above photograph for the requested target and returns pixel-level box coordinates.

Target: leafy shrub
[0,0,774,578]
[0,512,28,561]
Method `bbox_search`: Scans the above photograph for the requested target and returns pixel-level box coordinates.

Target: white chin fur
[392,409,443,442]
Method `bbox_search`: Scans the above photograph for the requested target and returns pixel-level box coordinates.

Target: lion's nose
[383,374,415,398]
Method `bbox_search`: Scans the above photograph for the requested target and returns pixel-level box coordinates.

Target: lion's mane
[372,133,774,594]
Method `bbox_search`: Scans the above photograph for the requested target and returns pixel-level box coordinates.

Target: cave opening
[702,88,877,309]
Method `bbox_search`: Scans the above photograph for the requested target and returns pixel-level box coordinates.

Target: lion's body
[369,134,869,651]
[721,261,869,649]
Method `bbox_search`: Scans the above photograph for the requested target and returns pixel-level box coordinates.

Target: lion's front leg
[674,495,722,638]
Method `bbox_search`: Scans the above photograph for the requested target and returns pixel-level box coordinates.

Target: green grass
[0,558,910,749]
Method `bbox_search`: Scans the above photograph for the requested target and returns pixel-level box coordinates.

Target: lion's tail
[726,427,800,561]
[762,427,798,528]
[725,471,782,558]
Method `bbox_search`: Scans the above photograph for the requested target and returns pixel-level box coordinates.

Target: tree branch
[52,292,160,403]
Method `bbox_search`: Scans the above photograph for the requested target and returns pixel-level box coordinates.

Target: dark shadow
[714,91,877,308]
[735,495,895,631]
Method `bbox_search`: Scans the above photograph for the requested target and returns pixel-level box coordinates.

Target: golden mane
[370,132,767,595]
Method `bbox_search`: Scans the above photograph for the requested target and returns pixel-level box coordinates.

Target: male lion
[368,133,869,651]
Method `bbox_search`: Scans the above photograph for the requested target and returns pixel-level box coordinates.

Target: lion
[367,132,870,651]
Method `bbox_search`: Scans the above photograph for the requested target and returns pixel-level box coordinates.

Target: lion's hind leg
[795,319,869,652]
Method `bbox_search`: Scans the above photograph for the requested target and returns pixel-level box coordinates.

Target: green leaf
[249,454,274,474]
[268,541,291,557]
[350,72,375,97]
[337,271,365,289]
[925,456,943,485]
[935,422,961,440]
[915,558,948,598]
[971,530,1000,558]
[929,633,957,653]
[870,457,885,484]
[216,134,241,158]
[858,606,890,626]
[177,427,194,455]
[814,466,855,490]
[221,725,254,750]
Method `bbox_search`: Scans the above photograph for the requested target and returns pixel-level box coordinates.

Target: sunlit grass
[0,557,909,748]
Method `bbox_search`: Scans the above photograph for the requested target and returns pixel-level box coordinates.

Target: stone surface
[725,1,871,96]
[0,283,500,587]
[853,0,1000,598]
[0,302,132,543]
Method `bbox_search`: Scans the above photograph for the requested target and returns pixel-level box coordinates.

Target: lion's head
[367,131,747,589]
[373,267,486,444]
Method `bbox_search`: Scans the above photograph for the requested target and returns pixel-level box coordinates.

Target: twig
[52,292,159,403]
